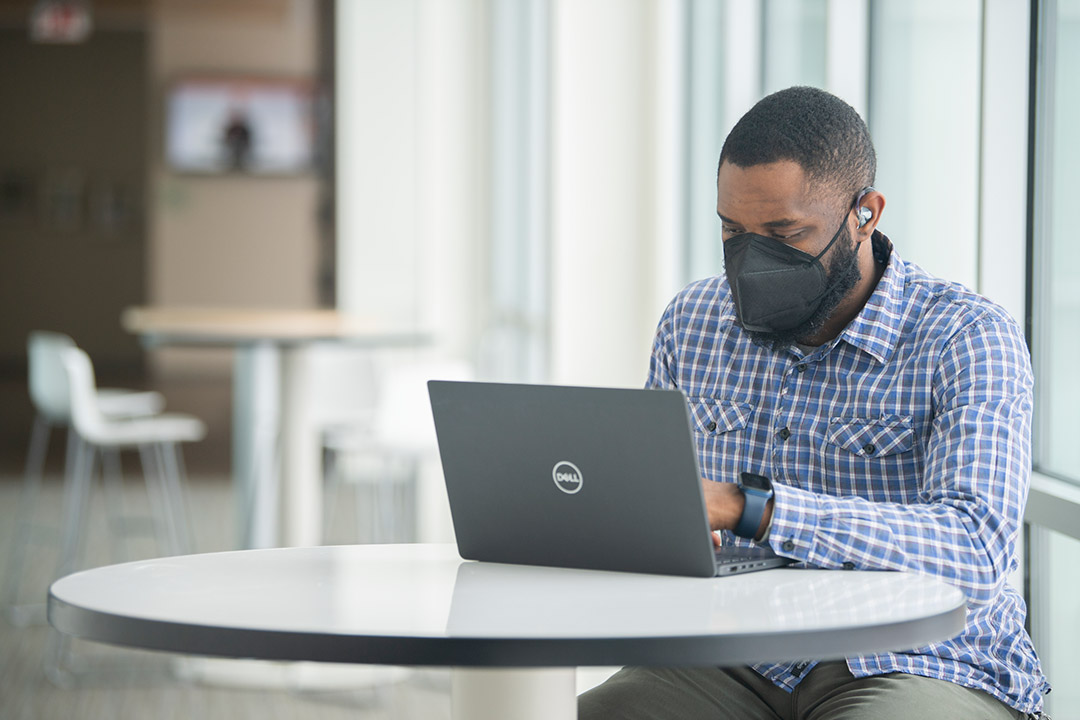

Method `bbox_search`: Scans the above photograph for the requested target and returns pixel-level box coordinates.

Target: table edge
[47,588,967,669]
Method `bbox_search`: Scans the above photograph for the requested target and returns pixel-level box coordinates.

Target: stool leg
[46,436,96,686]
[173,443,193,550]
[401,458,419,542]
[3,415,51,625]
[376,470,395,543]
[139,443,175,557]
[101,448,129,563]
[44,625,75,688]
[322,443,341,543]
[55,438,96,581]
[158,442,192,555]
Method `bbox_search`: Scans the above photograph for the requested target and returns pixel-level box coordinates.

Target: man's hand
[702,479,773,545]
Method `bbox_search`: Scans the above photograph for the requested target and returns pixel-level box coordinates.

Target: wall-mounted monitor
[165,76,315,175]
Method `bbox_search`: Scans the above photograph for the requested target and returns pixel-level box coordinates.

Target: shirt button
[782,539,795,552]
[778,427,791,441]
[842,561,856,570]
[862,443,876,455]
[706,421,717,432]
[796,364,807,373]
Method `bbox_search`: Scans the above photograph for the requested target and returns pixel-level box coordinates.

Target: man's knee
[578,666,783,720]
[578,668,674,720]
[803,670,1025,720]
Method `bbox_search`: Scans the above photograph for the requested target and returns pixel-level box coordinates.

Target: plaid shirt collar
[718,231,904,365]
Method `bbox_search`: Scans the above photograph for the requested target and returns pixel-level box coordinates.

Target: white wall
[549,0,681,388]
[335,1,418,328]
[336,0,486,363]
[337,0,684,389]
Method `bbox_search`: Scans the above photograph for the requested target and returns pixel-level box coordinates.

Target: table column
[233,342,281,549]
[452,668,578,720]
[280,345,322,547]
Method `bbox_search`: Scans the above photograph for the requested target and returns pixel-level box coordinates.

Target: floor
[0,464,618,720]
[0,471,458,720]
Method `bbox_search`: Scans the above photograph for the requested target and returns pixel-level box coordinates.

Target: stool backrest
[375,358,473,454]
[307,346,381,428]
[59,346,109,444]
[27,331,77,424]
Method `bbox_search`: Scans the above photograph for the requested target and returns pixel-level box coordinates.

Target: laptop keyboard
[715,549,767,563]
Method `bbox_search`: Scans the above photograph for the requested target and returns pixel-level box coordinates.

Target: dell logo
[552,461,583,495]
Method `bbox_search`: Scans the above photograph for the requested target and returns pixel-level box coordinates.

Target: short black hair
[718,86,876,200]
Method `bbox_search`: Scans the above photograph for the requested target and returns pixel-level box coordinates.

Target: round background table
[49,543,967,720]
[122,306,428,549]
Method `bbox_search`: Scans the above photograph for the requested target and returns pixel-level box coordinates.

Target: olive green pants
[578,661,1031,720]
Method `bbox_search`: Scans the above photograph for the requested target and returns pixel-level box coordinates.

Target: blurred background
[0,0,1077,718]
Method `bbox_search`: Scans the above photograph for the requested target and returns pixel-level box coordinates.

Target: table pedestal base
[452,668,577,720]
[175,657,408,691]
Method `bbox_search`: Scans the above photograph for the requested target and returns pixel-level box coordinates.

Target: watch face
[740,472,771,491]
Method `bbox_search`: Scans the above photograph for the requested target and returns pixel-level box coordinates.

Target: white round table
[49,543,967,720]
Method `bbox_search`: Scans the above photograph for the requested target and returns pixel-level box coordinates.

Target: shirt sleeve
[646,300,679,391]
[766,317,1033,607]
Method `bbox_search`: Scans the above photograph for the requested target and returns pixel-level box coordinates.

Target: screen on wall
[165,77,315,175]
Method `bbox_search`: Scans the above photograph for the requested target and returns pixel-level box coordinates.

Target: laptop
[427,380,794,577]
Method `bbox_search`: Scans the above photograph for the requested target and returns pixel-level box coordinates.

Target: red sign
[30,0,93,44]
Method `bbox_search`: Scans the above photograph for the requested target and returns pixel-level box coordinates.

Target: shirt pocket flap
[688,398,754,436]
[826,415,914,457]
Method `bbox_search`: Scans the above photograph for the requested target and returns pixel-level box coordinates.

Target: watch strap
[735,488,769,540]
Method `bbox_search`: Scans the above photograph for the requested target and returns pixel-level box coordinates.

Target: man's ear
[855,189,885,241]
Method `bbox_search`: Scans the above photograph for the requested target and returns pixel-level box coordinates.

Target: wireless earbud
[857,206,872,228]
[855,186,876,229]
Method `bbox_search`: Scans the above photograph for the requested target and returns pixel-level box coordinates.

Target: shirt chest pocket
[822,415,918,498]
[688,398,754,436]
[687,398,755,478]
[826,415,914,457]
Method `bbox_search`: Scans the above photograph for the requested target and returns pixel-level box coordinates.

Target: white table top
[121,306,428,347]
[49,544,967,668]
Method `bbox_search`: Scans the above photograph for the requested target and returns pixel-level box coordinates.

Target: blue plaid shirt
[647,233,1049,715]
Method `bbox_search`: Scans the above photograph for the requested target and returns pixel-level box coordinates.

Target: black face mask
[723,211,851,334]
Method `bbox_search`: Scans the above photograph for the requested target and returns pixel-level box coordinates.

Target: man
[578,87,1048,719]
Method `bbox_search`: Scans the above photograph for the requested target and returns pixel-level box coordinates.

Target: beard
[737,224,862,352]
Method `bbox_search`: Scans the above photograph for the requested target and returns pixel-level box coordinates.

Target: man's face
[716,160,861,349]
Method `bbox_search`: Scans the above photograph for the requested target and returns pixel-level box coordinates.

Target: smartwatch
[735,472,773,540]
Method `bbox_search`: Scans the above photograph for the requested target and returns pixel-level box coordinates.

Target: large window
[1032,0,1080,481]
[761,0,827,94]
[685,0,844,283]
[1030,527,1080,714]
[869,0,982,289]
[1028,0,1080,715]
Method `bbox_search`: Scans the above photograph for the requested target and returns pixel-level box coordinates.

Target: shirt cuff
[766,482,825,564]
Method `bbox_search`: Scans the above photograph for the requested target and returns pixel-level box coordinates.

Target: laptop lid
[428,380,721,577]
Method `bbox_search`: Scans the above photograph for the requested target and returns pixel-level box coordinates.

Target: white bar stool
[56,346,206,574]
[44,346,206,684]
[3,332,166,627]
[322,358,472,544]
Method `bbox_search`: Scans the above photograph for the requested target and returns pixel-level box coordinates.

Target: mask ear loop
[810,187,873,263]
[804,186,877,264]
